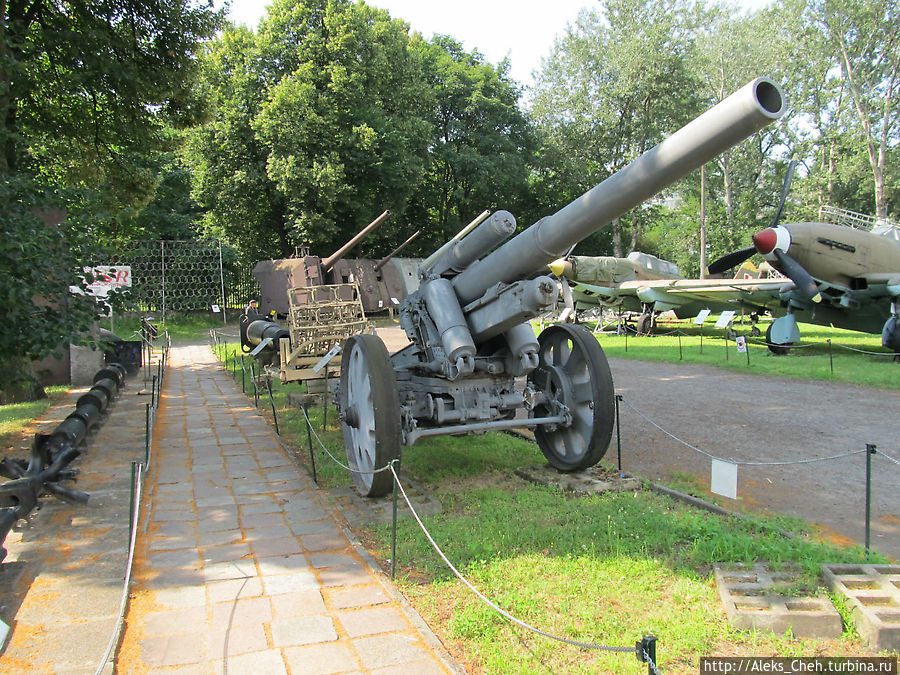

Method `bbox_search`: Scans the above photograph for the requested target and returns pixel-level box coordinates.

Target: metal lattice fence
[93,240,260,320]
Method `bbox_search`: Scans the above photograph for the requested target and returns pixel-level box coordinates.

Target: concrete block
[70,343,105,385]
[822,563,900,651]
[515,463,642,495]
[714,563,842,638]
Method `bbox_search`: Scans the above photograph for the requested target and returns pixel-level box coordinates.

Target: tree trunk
[0,356,47,405]
[612,218,623,258]
[719,153,734,245]
[700,164,707,278]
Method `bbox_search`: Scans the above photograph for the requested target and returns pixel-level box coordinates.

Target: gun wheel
[340,334,401,497]
[529,324,615,472]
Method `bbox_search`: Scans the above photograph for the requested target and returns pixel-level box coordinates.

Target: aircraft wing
[650,277,789,302]
[569,276,789,314]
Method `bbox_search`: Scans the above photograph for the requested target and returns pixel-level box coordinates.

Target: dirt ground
[374,324,899,560]
[607,357,900,560]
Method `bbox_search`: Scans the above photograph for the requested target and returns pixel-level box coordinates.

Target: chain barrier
[618,397,894,468]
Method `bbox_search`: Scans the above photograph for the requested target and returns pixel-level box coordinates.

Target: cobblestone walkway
[116,344,460,674]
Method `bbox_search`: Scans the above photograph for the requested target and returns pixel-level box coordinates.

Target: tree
[406,36,534,253]
[190,0,433,260]
[807,0,899,220]
[530,0,703,257]
[187,26,289,260]
[0,0,222,401]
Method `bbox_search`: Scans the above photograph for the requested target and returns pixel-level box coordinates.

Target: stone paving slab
[822,563,900,651]
[326,480,442,528]
[115,343,464,674]
[0,372,152,674]
[713,563,842,638]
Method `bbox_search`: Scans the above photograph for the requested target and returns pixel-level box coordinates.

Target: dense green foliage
[188,0,533,260]
[3,0,898,401]
[1,0,221,400]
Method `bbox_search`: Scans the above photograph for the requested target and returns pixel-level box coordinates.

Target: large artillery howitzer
[337,78,787,496]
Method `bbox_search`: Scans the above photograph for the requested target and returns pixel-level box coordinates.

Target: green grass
[0,386,69,450]
[542,315,900,389]
[207,329,898,674]
[107,311,228,344]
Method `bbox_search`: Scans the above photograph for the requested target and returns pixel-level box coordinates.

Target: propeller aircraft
[550,252,785,336]
[553,156,900,356]
[707,214,900,354]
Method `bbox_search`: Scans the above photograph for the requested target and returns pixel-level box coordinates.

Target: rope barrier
[386,462,640,654]
[96,330,169,672]
[620,397,872,467]
[296,405,652,666]
[299,406,393,476]
[831,343,899,357]
[95,463,143,675]
[626,327,897,357]
[744,337,819,349]
[879,449,900,466]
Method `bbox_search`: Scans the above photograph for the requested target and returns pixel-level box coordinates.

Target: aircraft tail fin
[735,261,761,280]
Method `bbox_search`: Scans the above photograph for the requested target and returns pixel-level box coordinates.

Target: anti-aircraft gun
[336,77,787,496]
[253,210,392,316]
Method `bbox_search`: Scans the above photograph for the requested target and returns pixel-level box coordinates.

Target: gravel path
[608,357,899,560]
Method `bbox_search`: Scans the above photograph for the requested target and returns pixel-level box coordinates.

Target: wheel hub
[342,404,360,429]
[532,364,574,425]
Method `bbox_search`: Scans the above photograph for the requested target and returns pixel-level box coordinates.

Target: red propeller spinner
[751,226,791,260]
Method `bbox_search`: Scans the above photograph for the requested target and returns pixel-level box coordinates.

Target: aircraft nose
[752,228,777,254]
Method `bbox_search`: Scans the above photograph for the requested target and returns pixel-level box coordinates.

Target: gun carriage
[336,78,787,496]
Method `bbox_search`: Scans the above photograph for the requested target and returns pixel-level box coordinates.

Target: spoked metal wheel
[339,334,401,497]
[527,324,615,472]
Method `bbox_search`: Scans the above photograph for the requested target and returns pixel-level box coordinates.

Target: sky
[225,1,774,90]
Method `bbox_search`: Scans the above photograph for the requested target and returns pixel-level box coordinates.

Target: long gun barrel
[374,230,421,272]
[322,209,391,273]
[421,210,490,271]
[450,77,786,304]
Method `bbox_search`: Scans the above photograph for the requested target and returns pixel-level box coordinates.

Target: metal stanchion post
[828,339,834,376]
[724,336,729,361]
[391,460,399,580]
[144,403,151,465]
[304,404,317,484]
[636,636,658,675]
[129,461,137,536]
[615,394,623,476]
[323,367,329,431]
[865,443,876,559]
[678,333,683,361]
[267,379,279,435]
